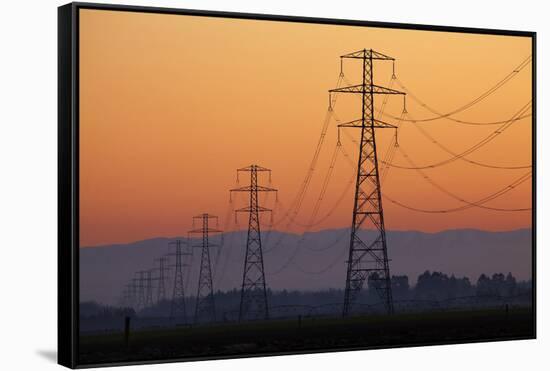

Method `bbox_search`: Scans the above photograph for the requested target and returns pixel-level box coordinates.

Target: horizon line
[80,226,533,249]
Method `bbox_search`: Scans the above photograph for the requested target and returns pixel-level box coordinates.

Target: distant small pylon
[144,269,155,308]
[230,164,277,321]
[167,239,191,321]
[154,257,171,304]
[134,271,147,310]
[189,213,222,324]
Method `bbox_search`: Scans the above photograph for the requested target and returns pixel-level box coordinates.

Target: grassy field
[79,307,534,365]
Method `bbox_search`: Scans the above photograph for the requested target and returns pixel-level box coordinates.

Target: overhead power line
[382,103,532,170]
[383,171,532,214]
[339,129,532,213]
[380,55,532,125]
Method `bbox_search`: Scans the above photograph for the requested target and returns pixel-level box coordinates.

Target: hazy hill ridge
[80,228,532,305]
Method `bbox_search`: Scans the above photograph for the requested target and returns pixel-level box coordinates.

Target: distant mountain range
[80,228,532,305]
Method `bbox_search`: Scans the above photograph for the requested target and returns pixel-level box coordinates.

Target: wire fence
[80,293,531,335]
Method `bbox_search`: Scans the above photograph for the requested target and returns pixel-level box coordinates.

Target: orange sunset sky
[79,9,532,247]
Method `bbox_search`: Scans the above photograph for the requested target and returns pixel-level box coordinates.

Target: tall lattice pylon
[230,165,277,321]
[134,271,147,310]
[130,278,140,310]
[189,213,222,324]
[119,281,132,308]
[144,269,158,309]
[154,257,170,304]
[329,49,405,316]
[167,239,191,321]
[129,280,138,309]
[120,284,132,308]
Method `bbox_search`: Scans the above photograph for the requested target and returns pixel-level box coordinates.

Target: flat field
[79,307,534,365]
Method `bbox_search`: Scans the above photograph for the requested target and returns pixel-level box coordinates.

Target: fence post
[124,316,131,348]
[505,304,509,321]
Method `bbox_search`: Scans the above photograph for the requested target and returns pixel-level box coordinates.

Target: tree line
[80,271,532,319]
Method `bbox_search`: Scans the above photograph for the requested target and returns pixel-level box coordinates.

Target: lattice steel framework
[144,270,153,308]
[168,239,191,321]
[134,271,147,310]
[130,278,140,310]
[154,257,170,304]
[120,283,133,308]
[230,165,277,321]
[189,213,222,324]
[329,49,405,316]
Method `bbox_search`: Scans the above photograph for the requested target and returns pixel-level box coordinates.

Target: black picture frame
[58,2,536,368]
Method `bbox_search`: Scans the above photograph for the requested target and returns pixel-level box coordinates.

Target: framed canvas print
[58,2,536,368]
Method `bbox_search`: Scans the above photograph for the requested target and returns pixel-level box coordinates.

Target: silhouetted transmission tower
[189,213,222,324]
[120,284,132,308]
[144,269,158,309]
[129,280,138,309]
[329,49,405,316]
[167,239,191,321]
[230,165,277,321]
[135,271,147,310]
[131,278,140,310]
[154,257,170,304]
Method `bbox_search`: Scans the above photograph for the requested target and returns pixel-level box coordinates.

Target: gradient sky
[79,9,532,247]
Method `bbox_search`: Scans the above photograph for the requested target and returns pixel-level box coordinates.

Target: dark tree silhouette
[415,271,474,300]
[391,275,410,299]
[476,272,518,297]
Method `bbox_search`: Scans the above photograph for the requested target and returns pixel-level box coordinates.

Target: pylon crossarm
[230,185,277,192]
[329,84,404,95]
[193,213,218,219]
[235,205,272,213]
[338,118,397,129]
[192,243,219,248]
[237,165,271,172]
[341,49,395,60]
[188,228,223,234]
